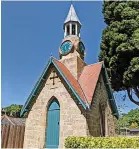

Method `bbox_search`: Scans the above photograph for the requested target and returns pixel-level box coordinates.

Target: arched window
[72,24,76,35]
[67,25,70,36]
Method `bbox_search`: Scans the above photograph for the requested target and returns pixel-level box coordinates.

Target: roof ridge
[53,59,89,106]
[21,57,88,116]
[87,61,103,67]
[77,79,89,107]
[53,58,88,107]
[78,61,103,105]
[5,115,15,125]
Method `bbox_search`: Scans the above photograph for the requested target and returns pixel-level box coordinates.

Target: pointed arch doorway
[46,99,60,148]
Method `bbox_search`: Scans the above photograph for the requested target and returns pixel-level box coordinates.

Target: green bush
[65,136,139,148]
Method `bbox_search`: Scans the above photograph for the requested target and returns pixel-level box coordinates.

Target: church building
[20,4,119,148]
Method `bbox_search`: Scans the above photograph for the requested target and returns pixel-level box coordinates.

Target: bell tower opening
[63,4,81,38]
[72,24,76,35]
[67,25,70,36]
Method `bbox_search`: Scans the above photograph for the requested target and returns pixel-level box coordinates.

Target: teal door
[46,99,60,148]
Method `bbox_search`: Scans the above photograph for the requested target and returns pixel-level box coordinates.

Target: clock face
[79,42,85,55]
[60,41,72,55]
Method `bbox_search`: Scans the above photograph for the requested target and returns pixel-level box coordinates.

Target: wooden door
[46,99,60,148]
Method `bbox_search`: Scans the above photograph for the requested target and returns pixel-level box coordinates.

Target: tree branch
[127,88,139,106]
[134,87,139,98]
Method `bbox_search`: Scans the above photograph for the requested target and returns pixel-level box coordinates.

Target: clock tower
[59,4,86,79]
[21,4,118,148]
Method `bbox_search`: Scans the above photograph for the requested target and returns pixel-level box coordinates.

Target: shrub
[65,136,139,148]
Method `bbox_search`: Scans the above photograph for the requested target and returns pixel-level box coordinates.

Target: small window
[67,25,70,36]
[72,24,76,35]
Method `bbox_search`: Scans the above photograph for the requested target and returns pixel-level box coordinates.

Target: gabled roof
[20,57,88,117]
[79,62,119,119]
[1,115,25,126]
[53,58,88,104]
[20,57,119,119]
[64,4,81,25]
[79,62,103,104]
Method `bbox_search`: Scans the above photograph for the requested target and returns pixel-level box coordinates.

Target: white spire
[64,4,81,25]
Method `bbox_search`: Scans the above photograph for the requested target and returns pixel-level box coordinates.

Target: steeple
[59,4,86,79]
[64,4,81,25]
[63,4,82,37]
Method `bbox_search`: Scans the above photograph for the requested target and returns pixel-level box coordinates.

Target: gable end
[20,57,88,117]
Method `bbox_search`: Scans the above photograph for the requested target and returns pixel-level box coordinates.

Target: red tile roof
[53,58,88,104]
[79,62,103,104]
[53,58,103,105]
[21,56,118,116]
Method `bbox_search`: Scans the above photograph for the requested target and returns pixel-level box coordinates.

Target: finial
[71,0,73,5]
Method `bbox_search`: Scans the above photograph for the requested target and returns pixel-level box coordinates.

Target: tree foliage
[99,1,139,105]
[129,122,138,129]
[3,104,23,117]
[116,108,139,134]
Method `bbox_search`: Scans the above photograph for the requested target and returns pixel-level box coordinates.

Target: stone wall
[23,67,87,148]
[85,74,117,137]
[86,74,104,137]
[23,64,117,148]
[59,35,86,80]
[99,73,117,136]
[60,56,86,79]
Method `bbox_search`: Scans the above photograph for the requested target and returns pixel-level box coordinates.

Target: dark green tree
[99,1,139,105]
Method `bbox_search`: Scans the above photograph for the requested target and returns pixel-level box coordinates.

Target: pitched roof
[79,62,103,104]
[79,62,119,118]
[53,58,87,104]
[64,4,81,25]
[1,115,25,126]
[20,57,88,117]
[20,57,119,118]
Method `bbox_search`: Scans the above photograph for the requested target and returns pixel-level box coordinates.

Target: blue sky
[2,1,138,113]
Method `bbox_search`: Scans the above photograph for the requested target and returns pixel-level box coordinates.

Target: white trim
[64,25,67,37]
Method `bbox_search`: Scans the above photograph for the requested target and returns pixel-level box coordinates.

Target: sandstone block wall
[60,55,86,79]
[98,74,116,136]
[24,67,87,148]
[85,74,117,137]
[23,65,117,148]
